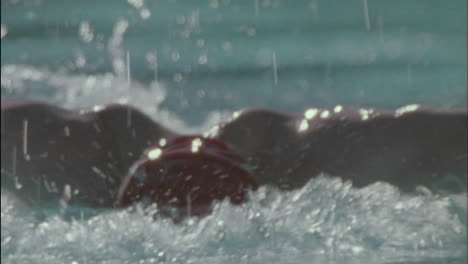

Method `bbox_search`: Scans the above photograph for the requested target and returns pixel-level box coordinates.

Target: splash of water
[2,176,466,264]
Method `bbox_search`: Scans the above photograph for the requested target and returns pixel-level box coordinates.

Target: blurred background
[1,0,467,126]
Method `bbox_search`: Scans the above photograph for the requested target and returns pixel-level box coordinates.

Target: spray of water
[1,176,466,264]
[0,17,231,134]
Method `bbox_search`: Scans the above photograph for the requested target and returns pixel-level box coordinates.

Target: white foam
[2,176,466,264]
[1,64,231,134]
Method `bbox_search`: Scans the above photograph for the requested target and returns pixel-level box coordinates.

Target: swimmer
[1,100,467,214]
[115,135,258,217]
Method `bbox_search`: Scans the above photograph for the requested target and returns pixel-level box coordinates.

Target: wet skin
[115,136,259,217]
[1,100,467,208]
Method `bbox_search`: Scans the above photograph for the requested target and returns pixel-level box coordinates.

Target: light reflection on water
[2,176,466,264]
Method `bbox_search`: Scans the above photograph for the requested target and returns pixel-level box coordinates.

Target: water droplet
[210,0,219,8]
[198,54,208,65]
[140,9,151,19]
[196,39,205,48]
[79,21,94,43]
[298,119,309,132]
[304,108,318,119]
[1,24,8,39]
[333,105,343,113]
[320,110,330,119]
[64,126,70,137]
[222,41,232,52]
[171,51,180,62]
[247,27,256,36]
[173,73,183,82]
[14,178,22,190]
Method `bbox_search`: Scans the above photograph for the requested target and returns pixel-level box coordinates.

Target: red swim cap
[115,136,258,216]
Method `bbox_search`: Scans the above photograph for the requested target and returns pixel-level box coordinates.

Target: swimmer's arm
[216,106,467,191]
[1,101,176,205]
[93,104,177,171]
[1,100,119,204]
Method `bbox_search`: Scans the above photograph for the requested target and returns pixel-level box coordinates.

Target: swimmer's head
[115,136,257,216]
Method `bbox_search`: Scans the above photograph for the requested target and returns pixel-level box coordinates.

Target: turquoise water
[2,178,467,264]
[1,0,467,263]
[2,0,467,123]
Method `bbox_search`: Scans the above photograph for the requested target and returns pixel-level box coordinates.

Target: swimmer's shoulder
[218,107,297,134]
[216,108,298,152]
[90,103,176,143]
[1,99,97,125]
[1,100,175,134]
